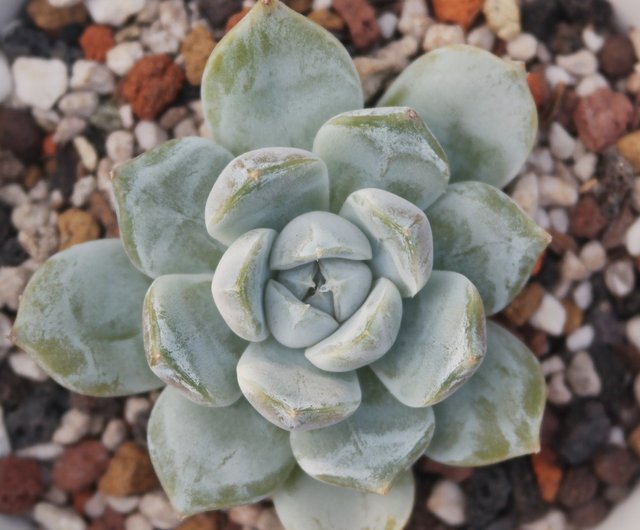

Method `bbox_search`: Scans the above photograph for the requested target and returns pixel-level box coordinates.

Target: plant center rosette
[13,2,552,529]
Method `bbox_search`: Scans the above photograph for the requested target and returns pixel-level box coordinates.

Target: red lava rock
[98,442,160,497]
[80,25,116,63]
[598,35,637,79]
[419,457,473,483]
[224,7,251,33]
[527,68,552,109]
[87,508,126,530]
[503,283,544,326]
[121,55,185,120]
[73,489,93,514]
[557,466,598,508]
[0,107,44,164]
[432,0,483,30]
[0,456,43,514]
[531,448,563,503]
[573,88,633,152]
[53,440,110,493]
[569,195,608,238]
[332,0,380,50]
[592,447,640,487]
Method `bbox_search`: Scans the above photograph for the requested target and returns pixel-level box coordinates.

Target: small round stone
[566,351,601,397]
[604,260,635,297]
[426,479,466,526]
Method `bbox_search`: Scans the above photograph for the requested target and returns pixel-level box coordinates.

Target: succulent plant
[13,1,550,528]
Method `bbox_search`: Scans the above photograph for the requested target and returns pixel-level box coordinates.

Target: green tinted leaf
[13,240,161,396]
[113,138,233,278]
[143,274,244,407]
[148,387,295,515]
[314,107,449,211]
[371,271,486,407]
[291,370,434,494]
[379,45,537,189]
[427,181,550,314]
[425,321,545,466]
[273,468,414,530]
[236,338,361,431]
[202,0,363,154]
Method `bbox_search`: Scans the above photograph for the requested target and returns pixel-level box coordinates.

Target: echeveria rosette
[12,1,550,529]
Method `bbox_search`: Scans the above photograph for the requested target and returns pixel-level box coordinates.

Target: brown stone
[225,7,251,33]
[0,107,44,164]
[547,229,578,254]
[592,447,639,487]
[598,35,637,79]
[573,88,633,153]
[617,130,640,172]
[177,513,222,530]
[53,440,110,493]
[181,26,217,86]
[602,203,635,250]
[57,208,100,250]
[87,508,126,530]
[98,442,159,497]
[419,457,473,483]
[503,283,544,326]
[26,0,86,30]
[569,195,608,238]
[432,0,483,30]
[284,0,312,14]
[527,68,551,109]
[308,9,346,32]
[628,426,640,456]
[0,456,43,514]
[558,466,598,508]
[569,499,609,529]
[562,299,583,335]
[333,0,380,50]
[80,25,116,63]
[531,448,563,503]
[88,190,119,238]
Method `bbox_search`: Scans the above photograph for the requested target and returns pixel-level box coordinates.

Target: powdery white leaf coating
[427,181,551,315]
[317,259,372,322]
[340,188,433,297]
[313,107,450,211]
[304,289,335,315]
[201,0,363,155]
[305,278,403,372]
[290,370,435,494]
[13,239,162,396]
[211,229,276,342]
[425,321,546,466]
[143,274,245,407]
[277,262,317,299]
[379,45,537,189]
[270,212,372,270]
[205,148,329,246]
[236,338,362,431]
[273,468,414,530]
[265,280,339,348]
[113,137,233,278]
[148,386,295,515]
[371,271,486,407]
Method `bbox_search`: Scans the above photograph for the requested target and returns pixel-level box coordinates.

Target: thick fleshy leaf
[265,280,339,348]
[202,0,363,155]
[304,289,334,315]
[143,274,245,407]
[425,321,545,466]
[273,468,415,530]
[205,148,329,246]
[236,338,361,431]
[270,212,372,270]
[113,138,233,278]
[277,262,317,299]
[313,107,449,211]
[291,370,435,494]
[378,45,537,189]
[148,387,295,515]
[317,259,372,322]
[427,182,551,314]
[13,240,161,396]
[340,188,433,297]
[306,278,403,372]
[211,229,276,342]
[371,271,486,407]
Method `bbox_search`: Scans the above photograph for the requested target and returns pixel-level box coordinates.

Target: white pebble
[397,0,431,41]
[70,60,115,95]
[52,409,91,445]
[8,352,48,382]
[579,240,607,272]
[549,122,576,160]
[53,116,86,144]
[521,510,567,530]
[173,117,198,138]
[538,175,578,207]
[573,152,597,181]
[573,281,593,310]
[73,136,98,172]
[58,91,99,118]
[125,513,153,530]
[229,505,262,526]
[139,492,181,530]
[125,396,151,424]
[582,26,605,52]
[134,121,169,151]
[511,172,539,217]
[549,208,569,233]
[0,52,12,104]
[530,294,567,336]
[507,33,538,61]
[106,496,140,514]
[426,480,466,526]
[576,73,608,97]
[466,25,495,51]
[545,65,575,88]
[567,325,594,352]
[106,42,144,76]
[12,58,68,110]
[33,503,86,530]
[604,260,635,297]
[626,315,640,351]
[49,0,83,6]
[16,443,63,461]
[44,486,68,505]
[84,492,106,519]
[101,418,127,451]
[547,372,572,405]
[378,13,398,40]
[106,131,135,164]
[561,251,589,281]
[313,0,332,9]
[625,217,640,256]
[85,0,146,25]
[71,176,97,208]
[0,406,10,457]
[119,105,135,129]
[0,266,31,311]
[557,50,598,77]
[528,147,555,173]
[567,351,601,397]
[541,356,565,376]
[423,24,465,51]
[483,0,520,41]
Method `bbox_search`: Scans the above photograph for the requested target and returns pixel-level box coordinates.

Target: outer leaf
[211,229,276,342]
[143,274,244,407]
[371,271,486,407]
[340,188,433,297]
[291,370,435,494]
[148,387,295,515]
[13,240,161,396]
[427,182,550,315]
[313,107,449,211]
[425,321,546,466]
[270,212,372,270]
[273,468,415,530]
[205,148,329,246]
[379,45,537,188]
[113,138,233,278]
[317,259,372,322]
[202,0,363,155]
[236,338,361,431]
[306,278,403,372]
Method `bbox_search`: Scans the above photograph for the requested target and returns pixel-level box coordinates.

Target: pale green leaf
[277,262,317,299]
[273,468,415,530]
[371,270,486,407]
[427,181,550,314]
[13,239,161,396]
[148,387,295,515]
[205,148,329,246]
[313,107,449,211]
[143,274,245,407]
[317,259,372,322]
[236,338,361,431]
[379,45,537,189]
[202,0,363,155]
[291,370,434,494]
[113,138,233,278]
[425,321,545,466]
